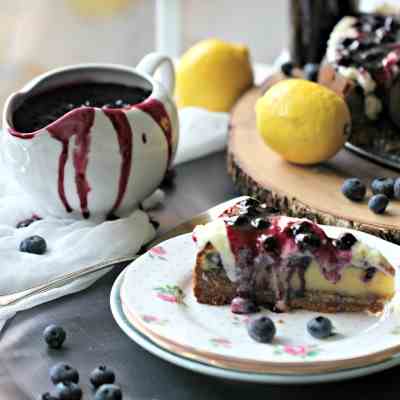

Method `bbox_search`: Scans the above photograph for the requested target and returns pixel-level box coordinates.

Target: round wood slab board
[227,85,400,244]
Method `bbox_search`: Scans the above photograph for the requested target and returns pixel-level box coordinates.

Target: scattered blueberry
[43,324,66,349]
[304,63,319,81]
[368,194,389,214]
[341,178,366,202]
[55,382,82,400]
[50,363,79,384]
[307,316,333,339]
[281,61,294,77]
[94,384,122,400]
[371,177,395,198]
[393,177,400,199]
[41,393,57,400]
[19,235,47,255]
[90,366,116,388]
[334,232,357,250]
[247,315,276,343]
[16,216,41,228]
[231,297,258,314]
[295,233,321,251]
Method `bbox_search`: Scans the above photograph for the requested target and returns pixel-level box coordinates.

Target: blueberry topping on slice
[368,194,389,214]
[307,316,333,339]
[341,37,355,47]
[295,233,321,251]
[371,177,395,198]
[90,365,116,388]
[43,324,66,349]
[94,384,122,400]
[231,297,258,314]
[251,218,270,230]
[304,63,319,82]
[16,216,41,228]
[247,315,276,343]
[19,235,47,255]
[226,214,251,227]
[50,363,79,384]
[239,198,260,208]
[281,62,294,77]
[394,178,400,199]
[341,178,366,202]
[334,232,357,250]
[260,234,279,252]
[291,221,312,236]
[55,382,82,400]
[363,267,377,282]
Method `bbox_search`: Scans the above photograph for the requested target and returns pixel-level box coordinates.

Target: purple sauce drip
[103,109,133,220]
[47,108,95,218]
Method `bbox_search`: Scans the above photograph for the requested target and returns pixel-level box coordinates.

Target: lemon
[176,39,253,112]
[256,79,351,165]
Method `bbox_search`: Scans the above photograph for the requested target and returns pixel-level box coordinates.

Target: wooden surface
[228,86,400,244]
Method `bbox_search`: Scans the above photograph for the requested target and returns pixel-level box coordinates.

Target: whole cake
[192,198,395,313]
[318,12,400,157]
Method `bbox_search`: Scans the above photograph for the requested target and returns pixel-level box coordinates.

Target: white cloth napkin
[0,63,272,332]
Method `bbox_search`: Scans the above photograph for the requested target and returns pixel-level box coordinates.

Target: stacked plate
[111,228,400,384]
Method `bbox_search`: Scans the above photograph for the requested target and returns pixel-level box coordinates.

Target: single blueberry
[226,214,251,227]
[94,384,122,400]
[334,232,357,250]
[231,297,258,314]
[307,316,333,339]
[251,218,270,230]
[260,234,279,252]
[281,61,294,77]
[304,63,319,81]
[90,366,116,388]
[55,382,82,400]
[341,178,366,202]
[291,221,312,236]
[19,235,47,255]
[394,177,400,199]
[247,315,276,343]
[50,363,79,384]
[368,194,389,214]
[295,233,321,251]
[371,177,395,198]
[43,324,66,349]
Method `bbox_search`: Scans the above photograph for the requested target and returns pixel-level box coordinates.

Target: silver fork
[0,196,248,307]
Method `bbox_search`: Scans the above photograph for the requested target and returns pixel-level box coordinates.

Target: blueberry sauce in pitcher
[10,82,173,218]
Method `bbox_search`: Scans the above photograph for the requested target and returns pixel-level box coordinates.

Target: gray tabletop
[0,151,397,399]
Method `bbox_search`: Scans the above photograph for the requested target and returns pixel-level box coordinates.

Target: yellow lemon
[176,39,253,112]
[256,79,351,164]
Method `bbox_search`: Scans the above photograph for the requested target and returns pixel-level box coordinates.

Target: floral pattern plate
[119,226,400,375]
[111,269,400,384]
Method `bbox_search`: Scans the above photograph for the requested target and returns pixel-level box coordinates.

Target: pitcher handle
[136,52,175,95]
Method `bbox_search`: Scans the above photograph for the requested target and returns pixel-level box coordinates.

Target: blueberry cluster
[342,176,400,214]
[41,325,122,400]
[246,315,334,343]
[290,221,321,252]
